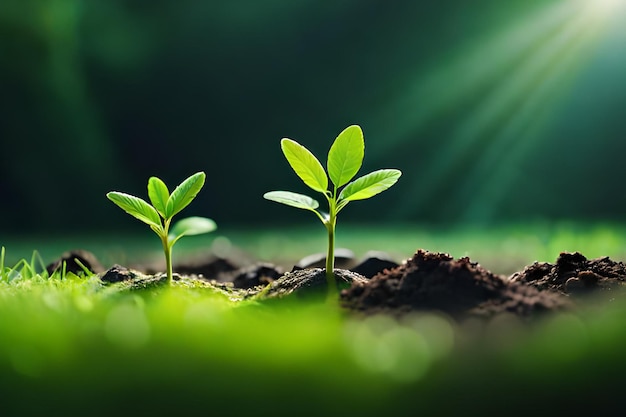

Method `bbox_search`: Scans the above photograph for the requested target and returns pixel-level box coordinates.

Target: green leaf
[338,169,402,203]
[170,216,217,240]
[327,125,364,188]
[281,139,328,193]
[166,172,206,218]
[106,192,162,229]
[148,177,169,217]
[263,191,320,211]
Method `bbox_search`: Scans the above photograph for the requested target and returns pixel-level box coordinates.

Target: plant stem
[325,214,338,300]
[162,237,173,285]
[161,218,174,285]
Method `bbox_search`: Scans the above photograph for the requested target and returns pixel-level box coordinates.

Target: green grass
[2,223,626,415]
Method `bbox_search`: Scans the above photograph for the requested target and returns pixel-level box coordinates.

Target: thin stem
[326,220,335,277]
[162,237,173,285]
[325,191,338,300]
[325,221,338,300]
[161,218,173,285]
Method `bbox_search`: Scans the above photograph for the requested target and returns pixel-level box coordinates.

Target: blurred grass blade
[74,258,94,276]
[30,250,47,278]
[0,246,5,282]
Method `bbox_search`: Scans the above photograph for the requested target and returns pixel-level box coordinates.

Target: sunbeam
[378,0,626,222]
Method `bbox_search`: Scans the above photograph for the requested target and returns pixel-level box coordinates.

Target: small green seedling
[107,171,216,285]
[264,125,401,297]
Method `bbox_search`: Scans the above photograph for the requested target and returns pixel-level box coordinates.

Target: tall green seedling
[264,125,401,297]
[107,172,216,285]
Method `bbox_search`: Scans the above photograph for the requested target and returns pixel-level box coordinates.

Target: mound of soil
[263,268,367,299]
[509,251,626,295]
[341,250,570,318]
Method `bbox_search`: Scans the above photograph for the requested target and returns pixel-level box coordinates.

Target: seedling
[107,172,216,285]
[264,125,401,296]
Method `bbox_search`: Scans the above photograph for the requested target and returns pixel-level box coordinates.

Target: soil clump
[509,251,626,295]
[341,250,570,318]
[262,268,367,299]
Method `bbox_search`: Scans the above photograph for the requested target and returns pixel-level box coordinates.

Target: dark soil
[46,246,626,320]
[340,250,571,318]
[262,268,368,299]
[509,251,626,295]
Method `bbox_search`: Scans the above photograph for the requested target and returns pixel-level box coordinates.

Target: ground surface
[4,224,626,416]
[55,240,626,320]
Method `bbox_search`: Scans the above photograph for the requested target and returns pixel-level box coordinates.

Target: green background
[1,0,625,233]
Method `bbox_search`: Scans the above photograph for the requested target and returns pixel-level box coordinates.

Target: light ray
[377,0,626,221]
[368,1,579,155]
